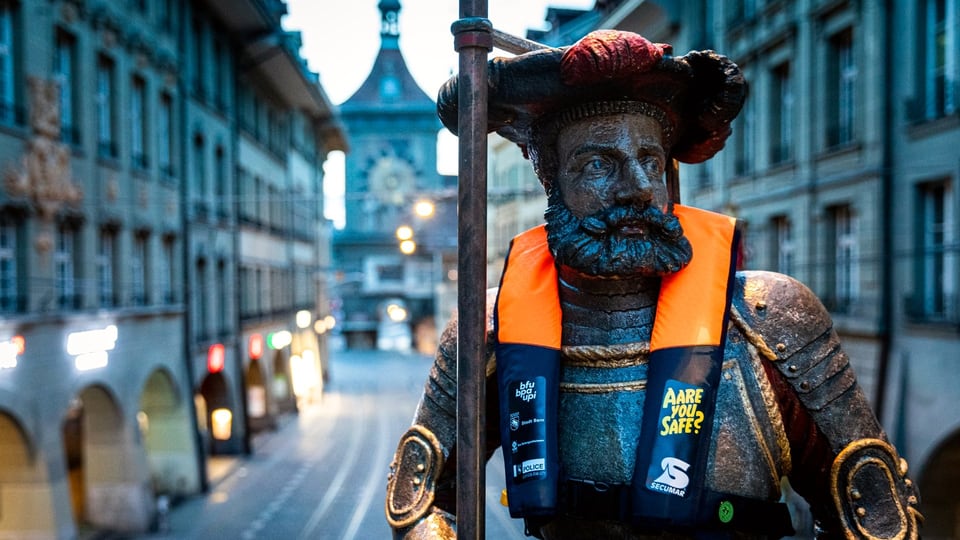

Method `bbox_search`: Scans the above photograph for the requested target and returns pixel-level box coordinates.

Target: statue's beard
[544,192,693,278]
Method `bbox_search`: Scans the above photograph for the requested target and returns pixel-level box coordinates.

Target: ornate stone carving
[4,77,83,253]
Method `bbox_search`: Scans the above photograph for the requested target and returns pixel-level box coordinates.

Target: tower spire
[379,0,401,50]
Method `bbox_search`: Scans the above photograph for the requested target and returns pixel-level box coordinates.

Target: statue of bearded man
[385,30,922,540]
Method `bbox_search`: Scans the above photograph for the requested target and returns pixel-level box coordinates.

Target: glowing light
[324,315,336,329]
[248,334,264,360]
[291,353,319,399]
[207,343,225,373]
[75,351,108,371]
[137,411,149,435]
[399,239,416,254]
[386,303,408,322]
[296,310,312,329]
[211,408,233,440]
[395,225,414,241]
[0,336,23,369]
[414,199,435,218]
[67,325,117,356]
[267,330,292,350]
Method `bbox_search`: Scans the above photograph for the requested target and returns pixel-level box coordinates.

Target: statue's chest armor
[558,352,649,483]
[556,336,791,502]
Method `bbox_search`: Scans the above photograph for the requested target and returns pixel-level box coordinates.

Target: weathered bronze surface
[386,30,921,539]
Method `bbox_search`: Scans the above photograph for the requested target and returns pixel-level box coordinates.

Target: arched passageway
[0,410,56,537]
[197,371,241,454]
[920,430,960,539]
[139,369,200,497]
[63,385,153,533]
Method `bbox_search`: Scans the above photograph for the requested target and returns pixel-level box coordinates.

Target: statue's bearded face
[544,112,692,278]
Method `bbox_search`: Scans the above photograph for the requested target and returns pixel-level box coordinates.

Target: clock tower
[333,0,456,351]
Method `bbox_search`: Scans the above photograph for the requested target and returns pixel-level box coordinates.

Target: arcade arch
[138,368,200,497]
[62,384,154,533]
[919,429,960,538]
[0,410,55,537]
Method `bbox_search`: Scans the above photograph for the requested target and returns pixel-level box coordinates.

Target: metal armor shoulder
[731,271,861,416]
[731,270,832,364]
[731,271,885,446]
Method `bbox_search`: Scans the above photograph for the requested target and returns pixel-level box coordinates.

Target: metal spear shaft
[452,3,491,539]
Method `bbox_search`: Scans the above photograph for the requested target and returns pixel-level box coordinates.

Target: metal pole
[452,4,491,539]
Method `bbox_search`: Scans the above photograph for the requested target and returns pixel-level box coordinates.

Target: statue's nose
[614,159,655,206]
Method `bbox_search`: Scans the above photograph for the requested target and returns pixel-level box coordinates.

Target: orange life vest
[494,204,743,526]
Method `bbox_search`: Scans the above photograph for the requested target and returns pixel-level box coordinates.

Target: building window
[159,92,173,177]
[825,205,859,313]
[733,85,755,176]
[131,233,147,305]
[54,29,77,142]
[195,258,207,340]
[160,235,175,303]
[193,133,207,214]
[213,37,227,111]
[770,62,793,164]
[0,217,20,312]
[131,76,148,170]
[826,29,856,148]
[923,0,958,119]
[914,181,957,320]
[217,259,228,335]
[0,2,18,126]
[771,215,795,276]
[55,223,78,309]
[215,146,227,218]
[96,55,116,158]
[97,228,116,307]
[191,18,205,100]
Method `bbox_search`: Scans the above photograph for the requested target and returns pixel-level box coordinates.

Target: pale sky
[282,0,596,226]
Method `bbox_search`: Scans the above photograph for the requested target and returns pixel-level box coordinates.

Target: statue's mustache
[579,205,683,241]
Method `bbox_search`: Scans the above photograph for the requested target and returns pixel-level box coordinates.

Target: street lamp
[396,225,414,241]
[399,239,417,255]
[414,199,435,219]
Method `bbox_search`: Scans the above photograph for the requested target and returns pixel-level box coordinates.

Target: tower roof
[341,0,435,111]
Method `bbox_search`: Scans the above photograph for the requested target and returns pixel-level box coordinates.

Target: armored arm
[385,290,501,539]
[733,271,922,539]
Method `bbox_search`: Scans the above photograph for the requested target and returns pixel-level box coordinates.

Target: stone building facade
[487,0,960,536]
[0,1,344,537]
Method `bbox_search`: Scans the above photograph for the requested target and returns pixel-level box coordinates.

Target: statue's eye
[581,156,613,176]
[639,155,663,176]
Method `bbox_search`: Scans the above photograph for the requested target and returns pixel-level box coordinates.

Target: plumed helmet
[436,30,747,165]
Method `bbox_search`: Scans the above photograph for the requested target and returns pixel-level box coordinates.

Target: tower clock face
[369,156,415,205]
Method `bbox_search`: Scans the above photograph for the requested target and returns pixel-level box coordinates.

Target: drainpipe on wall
[874,0,895,424]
